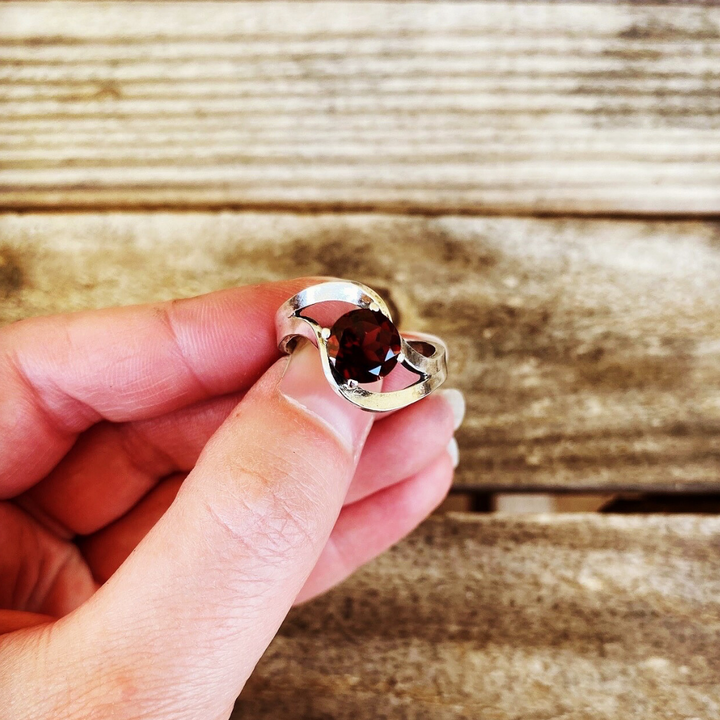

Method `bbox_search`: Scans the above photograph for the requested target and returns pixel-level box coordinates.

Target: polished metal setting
[275,280,448,412]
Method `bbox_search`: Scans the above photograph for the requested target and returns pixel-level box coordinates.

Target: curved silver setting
[275,280,448,412]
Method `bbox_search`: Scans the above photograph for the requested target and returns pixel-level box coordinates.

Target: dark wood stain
[574,11,720,129]
[0,247,25,298]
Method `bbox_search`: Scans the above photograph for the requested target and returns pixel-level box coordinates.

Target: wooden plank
[233,513,720,719]
[2,211,719,492]
[2,2,720,214]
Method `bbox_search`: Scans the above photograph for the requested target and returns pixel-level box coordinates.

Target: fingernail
[439,388,466,431]
[447,437,460,468]
[279,339,372,451]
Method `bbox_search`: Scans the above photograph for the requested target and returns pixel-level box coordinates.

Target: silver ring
[275,280,448,412]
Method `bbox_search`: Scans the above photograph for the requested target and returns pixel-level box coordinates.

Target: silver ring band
[275,280,448,412]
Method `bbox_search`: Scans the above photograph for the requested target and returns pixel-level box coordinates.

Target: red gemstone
[326,308,402,384]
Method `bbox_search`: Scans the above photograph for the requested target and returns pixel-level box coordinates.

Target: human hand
[0,279,462,719]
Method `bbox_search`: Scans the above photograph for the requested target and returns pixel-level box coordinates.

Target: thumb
[1,339,374,720]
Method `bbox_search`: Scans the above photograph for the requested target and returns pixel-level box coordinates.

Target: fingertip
[278,339,373,454]
[348,391,456,504]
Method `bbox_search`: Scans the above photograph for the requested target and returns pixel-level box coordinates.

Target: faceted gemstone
[326,308,402,384]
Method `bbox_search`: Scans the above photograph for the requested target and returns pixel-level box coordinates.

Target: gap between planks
[3,203,720,221]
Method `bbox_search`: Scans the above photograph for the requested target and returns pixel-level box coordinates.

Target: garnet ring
[275,280,448,412]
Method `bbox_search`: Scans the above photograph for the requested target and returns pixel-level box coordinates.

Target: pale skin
[0,278,458,720]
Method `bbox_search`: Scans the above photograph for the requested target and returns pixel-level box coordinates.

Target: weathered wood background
[238,514,720,719]
[3,213,720,493]
[3,3,720,214]
[2,1,720,718]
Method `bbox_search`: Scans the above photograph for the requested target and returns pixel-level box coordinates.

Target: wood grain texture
[2,211,719,492]
[2,2,720,214]
[232,513,720,719]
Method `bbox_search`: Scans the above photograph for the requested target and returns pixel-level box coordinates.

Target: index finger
[0,277,316,498]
